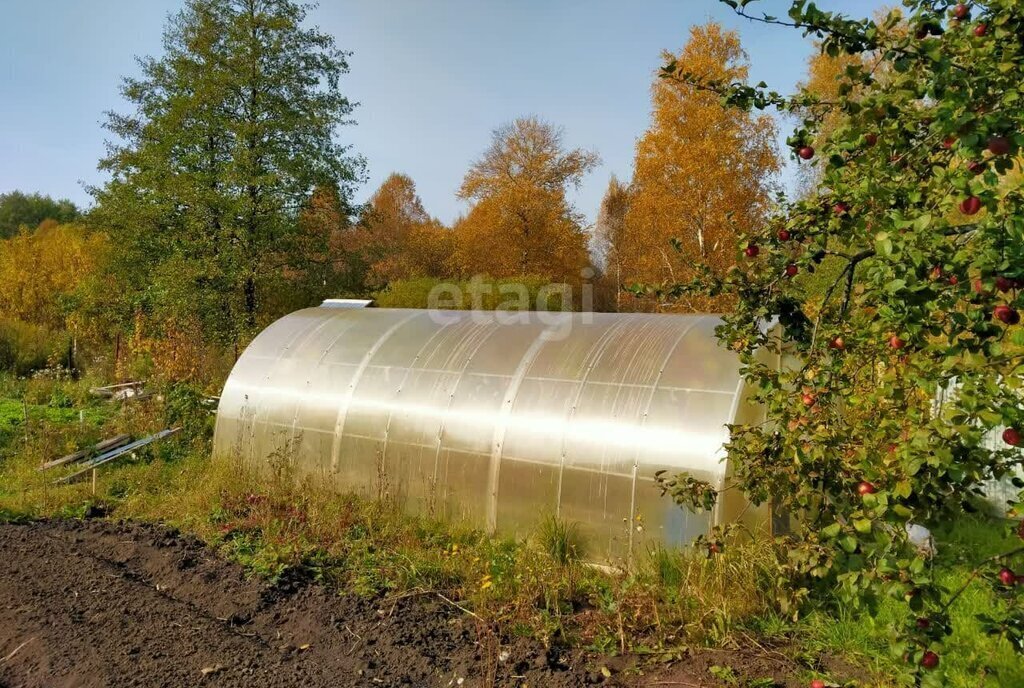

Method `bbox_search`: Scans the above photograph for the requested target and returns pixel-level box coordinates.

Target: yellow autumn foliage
[0,220,108,331]
[622,23,779,313]
[357,173,455,285]
[452,117,597,285]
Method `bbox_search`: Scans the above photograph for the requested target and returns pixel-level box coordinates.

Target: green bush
[0,319,64,375]
[164,382,215,443]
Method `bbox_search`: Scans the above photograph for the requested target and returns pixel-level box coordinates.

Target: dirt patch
[0,519,847,687]
[0,519,596,688]
[642,645,871,688]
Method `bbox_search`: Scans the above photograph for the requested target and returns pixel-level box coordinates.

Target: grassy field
[797,517,1024,686]
[0,373,1021,687]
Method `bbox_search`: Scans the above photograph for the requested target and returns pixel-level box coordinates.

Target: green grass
[0,373,113,456]
[537,514,585,566]
[0,397,109,433]
[799,516,1024,687]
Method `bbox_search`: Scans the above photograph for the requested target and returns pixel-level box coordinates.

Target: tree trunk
[615,258,621,312]
[244,274,257,329]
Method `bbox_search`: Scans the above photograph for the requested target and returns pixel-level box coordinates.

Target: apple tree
[654,0,1024,683]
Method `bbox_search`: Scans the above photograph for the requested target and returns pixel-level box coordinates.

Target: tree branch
[940,544,1024,614]
[810,248,875,351]
[728,5,967,73]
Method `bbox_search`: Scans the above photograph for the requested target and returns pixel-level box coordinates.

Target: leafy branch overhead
[658,0,1024,684]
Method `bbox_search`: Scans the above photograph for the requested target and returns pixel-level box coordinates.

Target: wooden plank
[91,381,144,391]
[89,381,145,398]
[38,434,132,471]
[54,428,181,484]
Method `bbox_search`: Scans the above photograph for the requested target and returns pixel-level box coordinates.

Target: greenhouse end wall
[213,307,770,562]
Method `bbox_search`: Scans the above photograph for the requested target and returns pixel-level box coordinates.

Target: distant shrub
[164,382,215,443]
[0,222,106,331]
[0,319,64,375]
[48,386,74,409]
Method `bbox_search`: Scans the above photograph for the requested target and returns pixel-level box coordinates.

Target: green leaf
[875,233,893,256]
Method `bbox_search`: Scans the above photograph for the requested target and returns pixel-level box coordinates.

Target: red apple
[708,542,721,554]
[1004,427,1022,447]
[798,146,815,160]
[916,617,931,630]
[829,336,845,350]
[930,266,943,280]
[802,392,816,407]
[921,651,940,670]
[948,275,959,286]
[786,264,799,277]
[810,681,826,688]
[994,304,1020,325]
[959,196,982,215]
[998,567,1017,586]
[953,3,969,20]
[865,133,878,147]
[889,335,906,350]
[967,160,985,175]
[778,229,791,241]
[996,276,1014,292]
[988,136,1011,156]
[942,136,957,150]
[974,23,987,37]
[833,202,850,215]
[857,481,877,496]
[744,244,759,258]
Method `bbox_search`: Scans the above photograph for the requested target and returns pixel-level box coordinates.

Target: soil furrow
[0,520,593,688]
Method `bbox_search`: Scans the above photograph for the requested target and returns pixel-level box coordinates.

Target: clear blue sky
[0,0,885,225]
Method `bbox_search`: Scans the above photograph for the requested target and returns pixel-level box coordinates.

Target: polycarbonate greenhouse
[213,304,775,561]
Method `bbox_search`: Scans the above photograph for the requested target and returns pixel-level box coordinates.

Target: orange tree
[624,23,779,313]
[452,117,597,285]
[655,1,1024,683]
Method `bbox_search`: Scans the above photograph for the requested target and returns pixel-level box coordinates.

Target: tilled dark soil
[0,519,840,688]
[0,519,600,688]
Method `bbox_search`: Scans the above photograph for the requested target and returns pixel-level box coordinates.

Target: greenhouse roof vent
[321,298,373,309]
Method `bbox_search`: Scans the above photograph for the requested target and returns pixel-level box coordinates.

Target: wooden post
[114,331,121,378]
[91,469,97,496]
